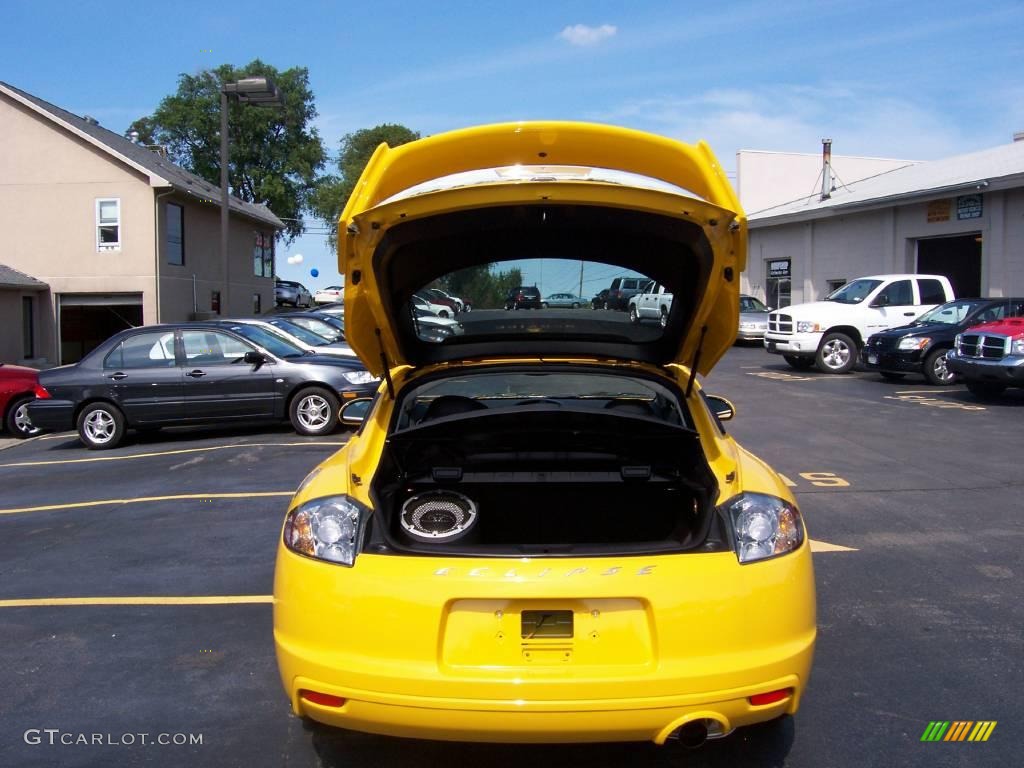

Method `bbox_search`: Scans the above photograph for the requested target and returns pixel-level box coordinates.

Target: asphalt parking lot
[1,343,1020,767]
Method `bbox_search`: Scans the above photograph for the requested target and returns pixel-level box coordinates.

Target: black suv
[504,286,542,310]
[606,277,652,310]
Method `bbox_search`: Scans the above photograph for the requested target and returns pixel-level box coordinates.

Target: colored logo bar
[921,721,996,742]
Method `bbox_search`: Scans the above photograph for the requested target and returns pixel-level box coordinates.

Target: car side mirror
[243,350,266,367]
[705,395,736,422]
[340,397,374,426]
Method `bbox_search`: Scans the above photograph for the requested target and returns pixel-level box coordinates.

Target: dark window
[917,278,946,305]
[105,331,176,369]
[211,291,221,315]
[182,330,252,365]
[253,293,262,314]
[22,296,34,358]
[167,203,184,265]
[876,280,913,306]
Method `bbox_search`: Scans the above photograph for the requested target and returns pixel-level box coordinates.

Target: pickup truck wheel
[816,332,857,374]
[660,307,668,328]
[628,306,639,324]
[965,380,1006,399]
[783,355,815,371]
[602,300,610,310]
[923,348,956,385]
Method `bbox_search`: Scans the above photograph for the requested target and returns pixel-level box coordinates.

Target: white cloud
[559,24,617,47]
[594,84,1005,167]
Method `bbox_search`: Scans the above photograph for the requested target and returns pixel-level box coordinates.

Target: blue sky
[4,0,1023,291]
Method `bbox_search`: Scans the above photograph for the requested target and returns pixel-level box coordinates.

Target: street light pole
[219,77,282,317]
[220,89,230,315]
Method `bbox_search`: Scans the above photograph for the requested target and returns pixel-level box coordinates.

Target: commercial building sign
[768,259,791,278]
[927,199,951,223]
[957,195,983,220]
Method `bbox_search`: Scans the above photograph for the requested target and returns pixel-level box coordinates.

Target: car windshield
[224,324,305,358]
[270,318,332,346]
[914,300,988,325]
[740,296,768,313]
[286,316,344,341]
[825,279,883,304]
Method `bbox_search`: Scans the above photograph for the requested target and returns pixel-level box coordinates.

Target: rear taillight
[33,384,51,399]
[749,688,793,706]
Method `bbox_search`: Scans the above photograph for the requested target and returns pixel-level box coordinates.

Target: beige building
[740,138,1024,309]
[0,81,284,365]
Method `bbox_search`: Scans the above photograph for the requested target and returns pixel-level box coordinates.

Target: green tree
[130,60,326,242]
[309,124,420,249]
[443,265,524,309]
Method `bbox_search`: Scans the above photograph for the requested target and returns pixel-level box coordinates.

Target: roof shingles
[0,81,284,230]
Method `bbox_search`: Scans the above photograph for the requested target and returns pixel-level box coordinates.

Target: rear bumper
[25,400,75,432]
[274,548,816,743]
[946,352,1024,383]
[286,672,806,744]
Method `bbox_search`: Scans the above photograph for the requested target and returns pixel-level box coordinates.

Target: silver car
[275,280,312,308]
[738,294,771,341]
[541,292,585,308]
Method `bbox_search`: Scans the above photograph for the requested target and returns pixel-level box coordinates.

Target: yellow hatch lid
[337,122,746,378]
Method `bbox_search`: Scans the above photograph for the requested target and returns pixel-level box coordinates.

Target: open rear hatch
[336,122,747,378]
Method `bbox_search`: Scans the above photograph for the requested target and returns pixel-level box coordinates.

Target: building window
[211,290,221,315]
[22,296,35,358]
[96,198,121,251]
[826,279,846,294]
[167,203,184,265]
[765,259,791,309]
[254,232,274,277]
[253,293,262,314]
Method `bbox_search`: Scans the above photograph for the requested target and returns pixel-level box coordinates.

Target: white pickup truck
[628,282,673,327]
[764,274,955,373]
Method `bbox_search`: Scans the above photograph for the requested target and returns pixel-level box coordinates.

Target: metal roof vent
[83,115,99,126]
[1014,131,1024,143]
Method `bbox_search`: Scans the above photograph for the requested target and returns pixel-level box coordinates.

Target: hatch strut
[375,328,395,398]
[685,325,708,398]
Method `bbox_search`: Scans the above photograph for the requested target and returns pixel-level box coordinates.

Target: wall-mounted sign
[768,259,791,278]
[957,194,983,220]
[927,199,951,223]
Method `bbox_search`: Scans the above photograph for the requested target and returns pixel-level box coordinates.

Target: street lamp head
[223,77,283,106]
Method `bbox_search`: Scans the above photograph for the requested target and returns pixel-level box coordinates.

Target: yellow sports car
[273,122,816,748]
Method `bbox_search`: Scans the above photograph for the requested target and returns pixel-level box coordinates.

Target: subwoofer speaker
[400,490,478,543]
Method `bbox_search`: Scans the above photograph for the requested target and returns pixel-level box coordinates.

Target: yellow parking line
[811,539,858,553]
[0,491,294,516]
[0,441,345,469]
[0,595,273,608]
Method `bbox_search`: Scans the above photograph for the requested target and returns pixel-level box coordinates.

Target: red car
[1,363,42,438]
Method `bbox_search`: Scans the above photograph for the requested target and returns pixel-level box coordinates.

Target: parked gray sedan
[28,323,379,449]
[738,294,771,341]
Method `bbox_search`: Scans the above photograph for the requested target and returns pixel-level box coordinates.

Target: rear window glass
[105,331,176,369]
[917,279,947,304]
[407,258,671,345]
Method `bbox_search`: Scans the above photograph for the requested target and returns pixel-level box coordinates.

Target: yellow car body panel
[274,122,815,745]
